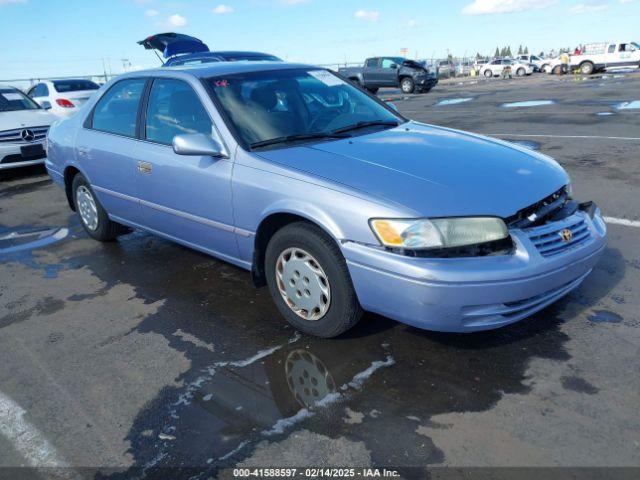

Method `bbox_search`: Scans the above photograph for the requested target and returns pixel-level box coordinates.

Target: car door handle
[137,161,152,174]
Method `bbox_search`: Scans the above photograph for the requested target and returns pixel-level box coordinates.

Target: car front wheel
[516,67,526,77]
[72,173,127,241]
[265,222,363,338]
[400,77,415,94]
[484,69,492,77]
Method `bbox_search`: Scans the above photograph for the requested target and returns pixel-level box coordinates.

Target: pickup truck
[338,57,438,94]
[547,41,640,74]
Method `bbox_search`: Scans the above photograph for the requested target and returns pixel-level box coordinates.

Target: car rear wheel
[366,87,379,94]
[400,77,415,94]
[484,69,492,77]
[265,222,363,338]
[516,67,526,77]
[580,61,594,75]
[72,173,127,241]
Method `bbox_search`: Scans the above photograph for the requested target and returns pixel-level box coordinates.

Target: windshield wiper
[250,132,349,149]
[330,120,400,135]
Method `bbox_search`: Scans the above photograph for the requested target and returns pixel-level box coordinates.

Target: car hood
[0,109,58,131]
[256,122,568,218]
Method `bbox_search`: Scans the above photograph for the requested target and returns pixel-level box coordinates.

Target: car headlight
[369,217,509,250]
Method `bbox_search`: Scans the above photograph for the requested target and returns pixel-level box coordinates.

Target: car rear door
[134,77,238,259]
[74,78,147,224]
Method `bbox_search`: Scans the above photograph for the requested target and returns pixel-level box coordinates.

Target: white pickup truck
[547,41,640,74]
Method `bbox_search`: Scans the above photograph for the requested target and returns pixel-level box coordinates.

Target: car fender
[258,199,346,241]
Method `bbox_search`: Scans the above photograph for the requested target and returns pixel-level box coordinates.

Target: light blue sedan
[45,62,606,337]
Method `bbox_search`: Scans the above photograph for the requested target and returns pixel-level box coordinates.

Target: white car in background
[0,86,57,171]
[480,59,534,77]
[27,79,100,117]
[546,41,640,74]
[516,54,549,72]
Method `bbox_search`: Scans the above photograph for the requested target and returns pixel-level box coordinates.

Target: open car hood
[138,32,210,59]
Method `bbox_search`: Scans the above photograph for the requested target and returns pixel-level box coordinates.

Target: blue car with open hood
[44,62,606,337]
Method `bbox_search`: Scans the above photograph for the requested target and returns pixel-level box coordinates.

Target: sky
[0,0,638,80]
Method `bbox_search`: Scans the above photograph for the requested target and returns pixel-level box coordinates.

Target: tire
[541,64,549,73]
[400,77,415,94]
[516,67,526,77]
[265,222,363,338]
[349,78,362,87]
[484,69,492,78]
[366,87,379,94]
[580,61,594,75]
[72,173,127,242]
[552,65,562,75]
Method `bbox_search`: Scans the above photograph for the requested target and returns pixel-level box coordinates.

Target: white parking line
[604,216,640,228]
[487,133,640,141]
[0,390,75,472]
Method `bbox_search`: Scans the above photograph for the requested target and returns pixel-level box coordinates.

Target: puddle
[0,227,69,255]
[588,310,623,324]
[615,101,640,110]
[510,140,540,150]
[596,112,614,116]
[436,98,473,106]
[502,100,555,108]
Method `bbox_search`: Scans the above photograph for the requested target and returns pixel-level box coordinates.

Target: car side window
[381,58,396,69]
[32,84,48,97]
[608,44,616,53]
[144,78,213,146]
[90,79,145,138]
[365,58,379,68]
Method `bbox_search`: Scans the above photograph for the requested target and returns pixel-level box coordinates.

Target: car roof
[119,61,317,79]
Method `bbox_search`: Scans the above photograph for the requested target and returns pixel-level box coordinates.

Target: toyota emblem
[20,129,36,142]
[559,229,573,243]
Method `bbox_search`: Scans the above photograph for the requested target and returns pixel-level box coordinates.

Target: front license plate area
[20,143,45,158]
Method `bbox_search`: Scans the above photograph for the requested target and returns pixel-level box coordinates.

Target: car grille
[0,126,49,144]
[525,215,592,257]
[1,152,46,164]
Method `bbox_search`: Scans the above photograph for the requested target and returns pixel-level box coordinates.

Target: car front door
[135,77,237,260]
[378,58,400,87]
[74,78,147,224]
[362,58,381,86]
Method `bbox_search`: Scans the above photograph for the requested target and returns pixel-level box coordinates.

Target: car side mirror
[173,133,226,158]
[41,101,52,110]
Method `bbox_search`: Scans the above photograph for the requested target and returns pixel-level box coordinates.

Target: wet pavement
[1,73,640,477]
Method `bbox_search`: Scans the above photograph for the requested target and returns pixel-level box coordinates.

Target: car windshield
[0,88,40,112]
[207,68,403,149]
[53,80,100,93]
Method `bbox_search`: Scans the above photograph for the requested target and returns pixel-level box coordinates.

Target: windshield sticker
[308,70,345,87]
[1,93,24,101]
[214,79,229,87]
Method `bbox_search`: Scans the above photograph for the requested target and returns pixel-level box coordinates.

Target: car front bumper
[0,141,47,170]
[343,209,606,332]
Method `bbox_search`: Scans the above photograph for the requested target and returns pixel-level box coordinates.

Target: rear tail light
[55,98,75,108]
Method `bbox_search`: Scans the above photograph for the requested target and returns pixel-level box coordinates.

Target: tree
[539,51,544,57]
[524,46,529,54]
[518,45,523,55]
[500,47,506,57]
[476,52,482,59]
[506,46,513,57]
[494,46,500,57]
